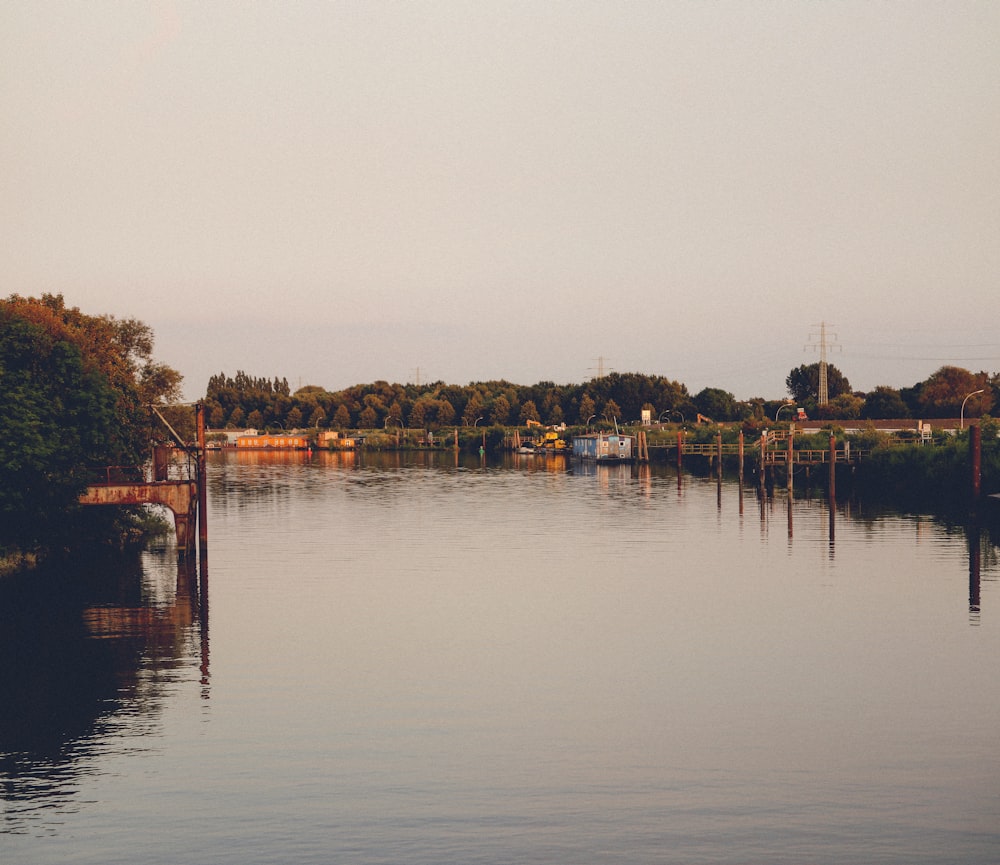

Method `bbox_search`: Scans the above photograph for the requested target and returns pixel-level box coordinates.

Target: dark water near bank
[3,450,999,864]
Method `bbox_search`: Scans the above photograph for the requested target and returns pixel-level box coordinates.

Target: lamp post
[775,402,794,422]
[672,410,685,424]
[473,416,484,452]
[658,411,671,425]
[385,416,403,447]
[586,414,595,430]
[960,389,985,430]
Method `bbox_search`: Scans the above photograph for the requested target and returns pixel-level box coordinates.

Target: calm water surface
[2,450,999,864]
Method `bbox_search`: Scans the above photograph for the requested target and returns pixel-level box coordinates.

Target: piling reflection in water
[0,547,209,832]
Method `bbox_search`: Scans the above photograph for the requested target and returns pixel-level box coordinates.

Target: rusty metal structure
[79,403,208,556]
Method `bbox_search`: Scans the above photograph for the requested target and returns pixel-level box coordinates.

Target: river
[2,450,999,864]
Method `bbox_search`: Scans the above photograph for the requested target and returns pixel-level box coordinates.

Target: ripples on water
[2,450,999,864]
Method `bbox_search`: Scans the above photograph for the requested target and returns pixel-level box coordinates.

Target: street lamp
[960,389,985,430]
[672,410,685,424]
[658,410,671,424]
[775,401,794,422]
[384,416,403,449]
[586,414,595,430]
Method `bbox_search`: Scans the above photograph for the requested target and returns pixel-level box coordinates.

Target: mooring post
[197,403,208,550]
[970,423,981,503]
[716,431,723,479]
[738,430,744,477]
[676,429,683,471]
[829,435,836,499]
[787,427,794,492]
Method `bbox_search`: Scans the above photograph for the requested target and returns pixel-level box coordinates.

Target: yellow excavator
[536,430,568,451]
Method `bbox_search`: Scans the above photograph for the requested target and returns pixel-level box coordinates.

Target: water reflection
[0,548,209,833]
[7,452,1000,861]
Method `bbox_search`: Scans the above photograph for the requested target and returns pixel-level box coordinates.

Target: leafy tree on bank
[693,387,742,421]
[1,295,182,555]
[915,365,993,418]
[333,404,351,428]
[824,392,863,420]
[862,386,910,419]
[785,363,851,404]
[0,313,116,550]
[491,395,511,426]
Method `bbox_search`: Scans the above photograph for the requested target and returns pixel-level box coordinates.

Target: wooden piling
[787,428,794,492]
[970,423,981,502]
[196,403,208,550]
[829,435,836,499]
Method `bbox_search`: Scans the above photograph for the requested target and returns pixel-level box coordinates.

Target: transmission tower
[805,322,840,406]
[590,356,611,379]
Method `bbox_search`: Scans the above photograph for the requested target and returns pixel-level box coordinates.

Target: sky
[3,2,999,401]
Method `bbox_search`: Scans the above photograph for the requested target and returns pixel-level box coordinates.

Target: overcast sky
[3,2,998,400]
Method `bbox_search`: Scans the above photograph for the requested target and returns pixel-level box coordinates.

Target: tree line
[204,363,998,433]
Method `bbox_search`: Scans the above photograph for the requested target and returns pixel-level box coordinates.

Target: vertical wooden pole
[786,428,794,492]
[829,435,836,499]
[676,429,683,471]
[716,431,723,479]
[970,423,981,502]
[738,431,744,477]
[196,403,208,550]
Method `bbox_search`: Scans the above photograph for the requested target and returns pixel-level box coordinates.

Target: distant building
[236,433,310,450]
[317,430,360,450]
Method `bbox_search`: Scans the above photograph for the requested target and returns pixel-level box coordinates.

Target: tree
[579,393,596,424]
[2,294,186,553]
[520,400,540,425]
[333,404,351,428]
[862,386,910,419]
[463,393,485,427]
[785,363,851,403]
[309,406,326,428]
[693,387,739,421]
[0,312,119,549]
[491,395,511,426]
[602,399,621,421]
[435,399,456,427]
[917,366,993,418]
[408,399,428,429]
[825,392,863,420]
